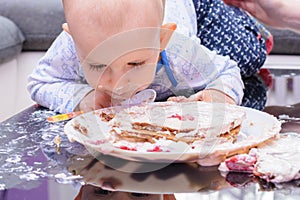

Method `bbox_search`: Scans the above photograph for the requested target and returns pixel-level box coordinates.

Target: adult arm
[223,0,300,33]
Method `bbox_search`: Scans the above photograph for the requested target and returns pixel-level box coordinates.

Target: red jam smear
[120,146,137,151]
[168,113,194,121]
[147,146,163,152]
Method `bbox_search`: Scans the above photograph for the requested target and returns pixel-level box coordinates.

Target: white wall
[0,52,44,122]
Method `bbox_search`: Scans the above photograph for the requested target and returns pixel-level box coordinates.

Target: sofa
[0,0,300,121]
[0,0,65,62]
[0,0,65,121]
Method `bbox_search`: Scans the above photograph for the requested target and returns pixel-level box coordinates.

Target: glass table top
[0,105,299,200]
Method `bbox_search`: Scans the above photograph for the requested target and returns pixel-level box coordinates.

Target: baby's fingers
[167,96,190,102]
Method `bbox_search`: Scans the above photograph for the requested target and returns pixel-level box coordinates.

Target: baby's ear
[160,23,177,50]
[62,23,71,34]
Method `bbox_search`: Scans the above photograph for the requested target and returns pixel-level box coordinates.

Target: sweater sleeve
[27,31,93,113]
[203,47,245,105]
[165,32,244,105]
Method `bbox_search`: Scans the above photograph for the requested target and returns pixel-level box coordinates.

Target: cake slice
[103,101,245,144]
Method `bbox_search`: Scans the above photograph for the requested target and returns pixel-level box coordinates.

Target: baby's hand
[167,95,191,102]
[78,89,119,112]
[78,90,96,112]
[190,89,236,104]
[168,89,236,104]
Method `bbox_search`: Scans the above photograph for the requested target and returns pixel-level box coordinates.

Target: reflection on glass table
[75,184,165,200]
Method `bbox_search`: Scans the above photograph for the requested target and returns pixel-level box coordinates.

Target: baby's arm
[27,31,93,113]
[168,51,243,105]
[201,45,244,105]
[166,34,244,105]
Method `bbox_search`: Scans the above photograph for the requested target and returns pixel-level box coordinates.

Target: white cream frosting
[109,102,245,137]
[253,133,300,183]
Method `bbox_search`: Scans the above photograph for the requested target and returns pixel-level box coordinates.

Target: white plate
[64,104,281,166]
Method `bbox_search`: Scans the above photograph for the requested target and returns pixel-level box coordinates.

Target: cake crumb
[54,135,61,148]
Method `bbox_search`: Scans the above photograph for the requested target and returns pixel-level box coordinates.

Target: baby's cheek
[84,69,105,89]
[130,65,156,87]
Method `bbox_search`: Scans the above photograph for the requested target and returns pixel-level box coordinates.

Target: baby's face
[78,27,162,107]
[82,29,161,106]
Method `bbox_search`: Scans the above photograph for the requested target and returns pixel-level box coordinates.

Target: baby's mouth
[97,85,137,105]
[97,85,151,107]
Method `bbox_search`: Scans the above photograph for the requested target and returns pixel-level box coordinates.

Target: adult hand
[223,0,287,28]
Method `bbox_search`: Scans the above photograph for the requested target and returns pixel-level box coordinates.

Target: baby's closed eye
[90,64,107,71]
[127,60,146,68]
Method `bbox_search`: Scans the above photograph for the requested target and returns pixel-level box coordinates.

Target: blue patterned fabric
[192,0,268,110]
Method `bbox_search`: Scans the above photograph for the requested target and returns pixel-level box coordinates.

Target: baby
[27,0,243,113]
